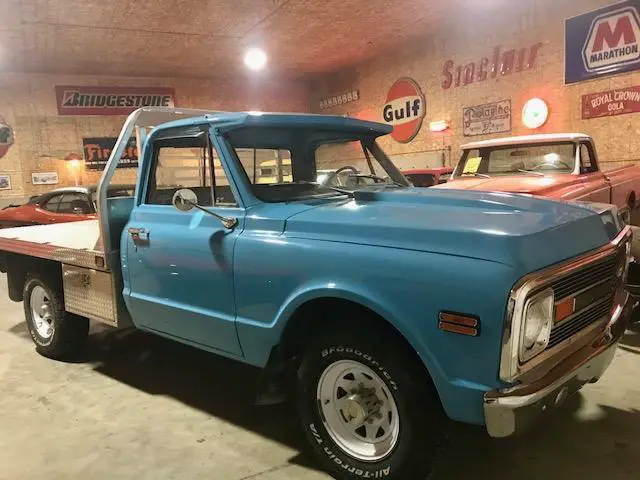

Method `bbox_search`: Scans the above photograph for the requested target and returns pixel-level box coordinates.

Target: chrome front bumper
[483,291,632,438]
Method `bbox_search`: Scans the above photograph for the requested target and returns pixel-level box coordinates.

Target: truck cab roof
[461,133,592,150]
[155,111,393,137]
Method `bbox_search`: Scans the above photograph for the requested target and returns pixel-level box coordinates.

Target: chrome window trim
[499,225,631,382]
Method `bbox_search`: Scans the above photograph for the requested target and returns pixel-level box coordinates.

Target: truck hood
[434,174,578,195]
[284,188,614,272]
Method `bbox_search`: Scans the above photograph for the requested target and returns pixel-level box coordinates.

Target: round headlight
[520,288,554,362]
[523,312,544,349]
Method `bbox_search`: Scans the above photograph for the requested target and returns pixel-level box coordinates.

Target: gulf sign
[55,86,176,115]
[566,0,640,83]
[382,78,425,143]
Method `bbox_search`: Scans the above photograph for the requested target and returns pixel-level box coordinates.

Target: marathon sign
[56,86,175,116]
[582,85,640,119]
[565,0,640,84]
[83,137,138,170]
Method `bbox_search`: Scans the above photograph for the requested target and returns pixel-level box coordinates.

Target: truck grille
[549,255,618,300]
[547,294,613,349]
[545,251,623,352]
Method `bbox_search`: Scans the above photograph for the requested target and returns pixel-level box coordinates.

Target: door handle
[128,227,150,244]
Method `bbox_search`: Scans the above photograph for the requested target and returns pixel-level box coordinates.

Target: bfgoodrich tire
[296,329,444,480]
[23,274,89,359]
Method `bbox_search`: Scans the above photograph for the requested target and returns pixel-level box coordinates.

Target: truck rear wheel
[295,328,444,480]
[23,274,89,359]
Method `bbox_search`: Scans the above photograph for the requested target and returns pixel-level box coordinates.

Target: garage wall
[0,73,308,205]
[309,0,640,171]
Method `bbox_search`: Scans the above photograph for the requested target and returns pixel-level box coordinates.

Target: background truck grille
[544,251,623,352]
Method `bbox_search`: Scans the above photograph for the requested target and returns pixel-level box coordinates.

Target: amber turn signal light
[438,311,480,336]
[554,297,575,323]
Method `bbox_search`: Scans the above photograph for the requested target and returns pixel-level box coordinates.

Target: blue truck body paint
[117,111,616,426]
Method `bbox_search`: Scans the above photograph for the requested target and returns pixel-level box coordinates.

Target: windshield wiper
[517,169,544,176]
[296,181,355,197]
[354,174,405,187]
[468,172,491,178]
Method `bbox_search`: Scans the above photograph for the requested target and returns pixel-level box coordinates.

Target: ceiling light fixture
[244,48,267,71]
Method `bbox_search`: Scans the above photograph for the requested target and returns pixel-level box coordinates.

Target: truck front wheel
[23,274,89,359]
[295,329,444,480]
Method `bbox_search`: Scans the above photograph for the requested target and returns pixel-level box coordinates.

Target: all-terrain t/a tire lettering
[296,328,443,480]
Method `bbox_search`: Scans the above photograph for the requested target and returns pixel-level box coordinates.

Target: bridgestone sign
[55,86,176,116]
[566,0,640,83]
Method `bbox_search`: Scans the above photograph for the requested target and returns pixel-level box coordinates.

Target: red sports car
[402,167,454,187]
[0,185,134,228]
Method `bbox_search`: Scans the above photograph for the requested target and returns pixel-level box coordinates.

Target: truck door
[123,126,244,356]
[578,142,611,204]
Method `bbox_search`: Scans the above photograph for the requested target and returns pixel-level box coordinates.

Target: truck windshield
[454,142,576,177]
[225,127,409,202]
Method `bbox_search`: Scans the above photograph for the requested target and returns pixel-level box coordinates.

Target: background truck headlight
[519,288,554,362]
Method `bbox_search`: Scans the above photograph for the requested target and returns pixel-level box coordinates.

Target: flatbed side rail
[0,236,106,270]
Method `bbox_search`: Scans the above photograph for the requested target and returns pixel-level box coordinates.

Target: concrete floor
[0,274,639,480]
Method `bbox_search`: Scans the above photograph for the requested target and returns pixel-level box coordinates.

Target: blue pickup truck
[0,108,633,479]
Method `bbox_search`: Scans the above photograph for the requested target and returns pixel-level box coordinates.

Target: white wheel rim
[30,286,54,339]
[317,359,400,462]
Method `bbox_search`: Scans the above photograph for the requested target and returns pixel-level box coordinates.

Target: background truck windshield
[455,143,576,177]
[225,127,407,202]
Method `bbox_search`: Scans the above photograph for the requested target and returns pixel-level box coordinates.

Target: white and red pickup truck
[436,133,640,220]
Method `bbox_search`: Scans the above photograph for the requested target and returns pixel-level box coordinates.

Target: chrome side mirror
[171,188,238,229]
[172,188,198,212]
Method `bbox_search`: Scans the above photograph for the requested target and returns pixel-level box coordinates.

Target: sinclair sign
[566,0,640,83]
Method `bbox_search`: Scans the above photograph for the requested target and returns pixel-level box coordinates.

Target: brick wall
[0,73,308,205]
[309,0,640,171]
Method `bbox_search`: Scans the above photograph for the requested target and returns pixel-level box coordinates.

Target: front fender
[236,278,459,411]
[236,280,411,365]
[277,282,402,335]
[233,235,517,425]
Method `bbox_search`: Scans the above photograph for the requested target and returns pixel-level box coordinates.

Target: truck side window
[210,145,238,207]
[580,143,597,174]
[146,140,237,208]
[235,148,293,185]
